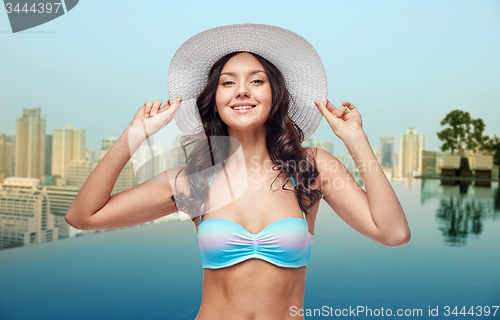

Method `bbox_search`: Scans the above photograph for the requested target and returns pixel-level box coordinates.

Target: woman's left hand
[314,100,363,141]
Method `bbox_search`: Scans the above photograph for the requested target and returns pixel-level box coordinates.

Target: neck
[225,126,273,174]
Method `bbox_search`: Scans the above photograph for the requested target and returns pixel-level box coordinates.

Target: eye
[222,81,234,86]
[252,80,264,84]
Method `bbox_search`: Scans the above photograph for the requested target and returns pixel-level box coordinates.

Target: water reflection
[436,197,485,245]
[495,186,500,212]
[421,179,499,246]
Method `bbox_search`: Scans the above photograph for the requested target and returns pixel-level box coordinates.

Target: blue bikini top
[196,169,314,269]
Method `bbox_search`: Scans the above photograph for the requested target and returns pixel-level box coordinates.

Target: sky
[1,0,499,155]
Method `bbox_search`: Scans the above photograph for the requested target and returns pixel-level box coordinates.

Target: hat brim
[167,23,327,141]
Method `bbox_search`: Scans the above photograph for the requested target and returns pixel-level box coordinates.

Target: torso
[193,168,320,320]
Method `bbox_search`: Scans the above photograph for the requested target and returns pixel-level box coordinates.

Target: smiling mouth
[231,105,256,110]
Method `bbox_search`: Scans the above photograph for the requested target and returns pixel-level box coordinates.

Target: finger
[314,100,334,118]
[337,105,348,117]
[144,101,153,118]
[157,98,172,114]
[325,100,338,114]
[342,101,359,114]
[342,112,353,121]
[143,99,180,135]
[163,97,181,113]
[156,98,182,128]
[149,99,162,117]
[314,100,341,127]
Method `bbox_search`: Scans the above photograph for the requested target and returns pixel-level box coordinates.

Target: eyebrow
[220,70,266,77]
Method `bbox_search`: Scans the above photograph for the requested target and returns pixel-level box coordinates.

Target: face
[215,52,273,133]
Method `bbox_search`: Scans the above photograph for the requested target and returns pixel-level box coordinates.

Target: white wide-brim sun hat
[167,23,327,141]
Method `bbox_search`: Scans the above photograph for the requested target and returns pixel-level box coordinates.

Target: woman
[65,24,410,320]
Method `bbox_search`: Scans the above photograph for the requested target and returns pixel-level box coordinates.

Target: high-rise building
[72,127,86,160]
[131,134,191,183]
[51,125,86,178]
[0,178,58,250]
[379,137,394,169]
[45,134,52,175]
[0,134,15,181]
[397,128,424,178]
[132,143,165,182]
[66,135,137,194]
[66,160,135,195]
[112,162,137,195]
[85,148,99,162]
[39,184,80,238]
[98,135,137,193]
[66,160,96,187]
[15,108,46,179]
[99,135,118,160]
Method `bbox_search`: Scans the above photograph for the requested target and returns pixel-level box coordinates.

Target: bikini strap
[208,170,217,187]
[290,173,296,187]
[199,169,219,226]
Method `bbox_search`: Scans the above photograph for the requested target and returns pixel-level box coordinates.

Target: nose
[235,81,251,99]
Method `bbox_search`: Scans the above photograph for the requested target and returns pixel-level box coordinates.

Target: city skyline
[0,105,483,157]
[0,102,460,153]
[1,106,478,182]
[4,104,497,189]
[1,1,499,154]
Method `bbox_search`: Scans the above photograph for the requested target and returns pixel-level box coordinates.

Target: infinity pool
[0,179,499,319]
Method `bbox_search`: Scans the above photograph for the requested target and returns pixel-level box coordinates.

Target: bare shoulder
[308,146,336,160]
[307,147,344,173]
[302,147,332,191]
[306,147,351,191]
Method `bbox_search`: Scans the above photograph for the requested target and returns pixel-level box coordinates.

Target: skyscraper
[0,134,15,181]
[51,125,86,178]
[0,178,58,250]
[72,127,86,161]
[99,135,118,160]
[45,134,52,176]
[66,160,96,187]
[379,137,394,169]
[15,108,46,179]
[397,128,424,178]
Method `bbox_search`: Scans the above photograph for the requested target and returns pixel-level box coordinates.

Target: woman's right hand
[127,97,182,141]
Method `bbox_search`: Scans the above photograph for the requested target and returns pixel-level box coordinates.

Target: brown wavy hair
[171,51,322,220]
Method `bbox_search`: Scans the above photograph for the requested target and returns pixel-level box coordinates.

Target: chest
[199,172,319,235]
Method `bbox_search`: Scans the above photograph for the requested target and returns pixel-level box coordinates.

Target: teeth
[233,105,255,110]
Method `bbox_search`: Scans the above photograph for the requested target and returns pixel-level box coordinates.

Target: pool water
[0,179,498,319]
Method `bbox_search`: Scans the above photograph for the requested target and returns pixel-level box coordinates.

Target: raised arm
[65,98,182,230]
[314,100,411,247]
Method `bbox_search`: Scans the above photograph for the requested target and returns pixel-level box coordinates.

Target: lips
[230,105,256,109]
